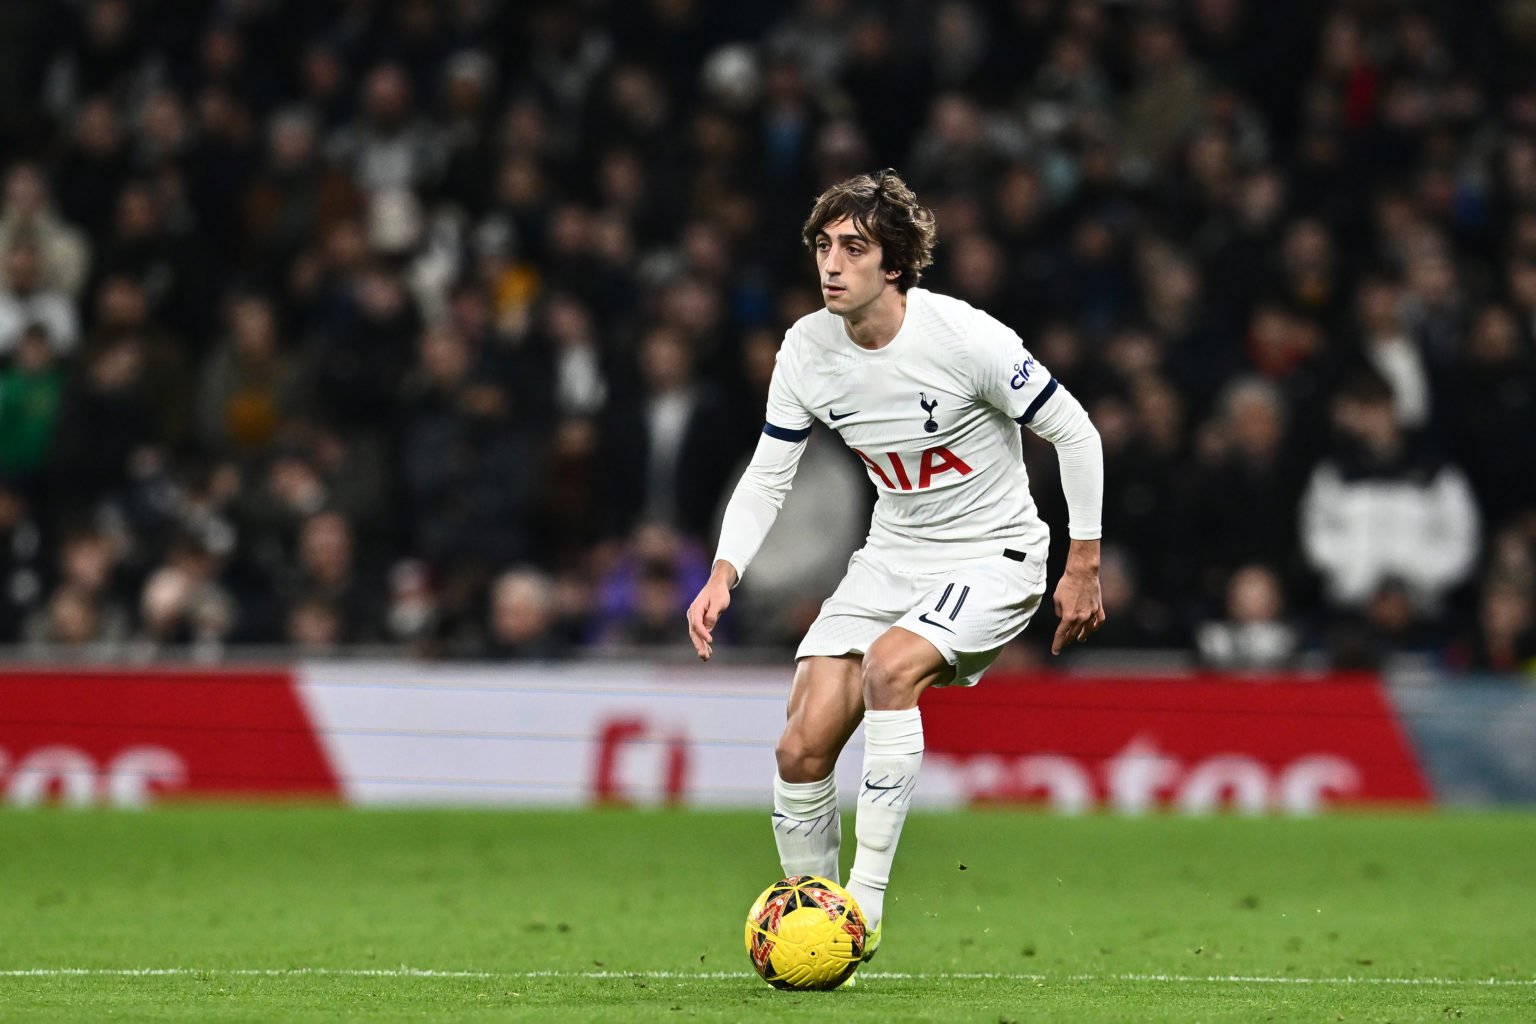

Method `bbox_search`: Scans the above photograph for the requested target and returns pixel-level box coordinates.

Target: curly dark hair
[801,169,937,293]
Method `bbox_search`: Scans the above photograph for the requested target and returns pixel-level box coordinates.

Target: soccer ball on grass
[743,875,868,990]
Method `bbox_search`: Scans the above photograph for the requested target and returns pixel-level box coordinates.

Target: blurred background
[0,0,1532,680]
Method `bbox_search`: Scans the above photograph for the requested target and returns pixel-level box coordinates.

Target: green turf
[0,807,1533,1022]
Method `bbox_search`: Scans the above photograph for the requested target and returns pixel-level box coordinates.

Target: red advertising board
[922,672,1432,811]
[0,669,339,804]
[0,665,1433,811]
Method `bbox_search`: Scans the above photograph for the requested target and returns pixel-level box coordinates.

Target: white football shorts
[795,546,1049,686]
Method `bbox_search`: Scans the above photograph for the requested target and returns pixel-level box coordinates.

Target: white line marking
[0,968,1532,986]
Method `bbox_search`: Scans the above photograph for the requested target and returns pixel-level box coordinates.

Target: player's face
[815,216,895,318]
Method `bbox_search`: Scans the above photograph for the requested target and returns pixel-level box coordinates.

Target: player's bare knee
[860,653,920,711]
[775,732,835,783]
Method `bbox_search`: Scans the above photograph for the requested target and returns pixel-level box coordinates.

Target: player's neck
[840,288,907,350]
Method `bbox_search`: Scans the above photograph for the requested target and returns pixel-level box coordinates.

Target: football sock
[848,707,924,929]
[771,772,841,882]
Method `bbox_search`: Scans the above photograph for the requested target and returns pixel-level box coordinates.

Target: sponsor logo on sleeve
[1010,356,1036,390]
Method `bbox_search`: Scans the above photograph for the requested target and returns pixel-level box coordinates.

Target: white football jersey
[760,288,1059,571]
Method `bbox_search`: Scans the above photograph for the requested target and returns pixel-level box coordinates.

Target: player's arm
[971,322,1107,654]
[687,354,813,661]
[686,432,807,660]
[1024,386,1106,654]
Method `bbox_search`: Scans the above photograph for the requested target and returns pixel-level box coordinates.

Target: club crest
[918,393,939,433]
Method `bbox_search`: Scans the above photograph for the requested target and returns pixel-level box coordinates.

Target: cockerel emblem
[919,393,939,433]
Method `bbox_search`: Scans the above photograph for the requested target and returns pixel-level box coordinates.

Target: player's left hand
[1051,569,1105,655]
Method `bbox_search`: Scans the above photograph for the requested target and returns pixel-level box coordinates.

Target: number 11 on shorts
[916,583,968,632]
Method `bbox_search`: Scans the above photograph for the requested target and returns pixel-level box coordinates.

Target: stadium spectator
[277,510,380,646]
[593,522,710,647]
[25,583,120,656]
[325,63,443,195]
[907,92,1016,201]
[1016,30,1112,142]
[242,107,341,279]
[42,0,148,117]
[294,43,350,135]
[1351,273,1433,431]
[0,326,65,484]
[196,294,304,459]
[1443,304,1536,533]
[1442,524,1536,676]
[134,88,194,176]
[436,51,499,216]
[27,527,130,655]
[1089,388,1182,628]
[1276,218,1344,327]
[398,322,541,579]
[88,273,179,359]
[836,16,927,168]
[480,567,569,660]
[1198,165,1286,336]
[132,534,236,658]
[285,594,344,656]
[599,555,690,650]
[384,558,438,653]
[308,260,420,432]
[541,292,608,420]
[234,448,330,570]
[1326,577,1447,671]
[0,241,78,356]
[0,162,91,298]
[1452,576,1536,676]
[766,0,854,90]
[1400,246,1466,370]
[1195,563,1300,670]
[1188,376,1308,608]
[1299,367,1480,619]
[55,95,133,243]
[95,178,199,324]
[598,324,745,542]
[296,420,394,550]
[49,337,172,513]
[1122,16,1206,178]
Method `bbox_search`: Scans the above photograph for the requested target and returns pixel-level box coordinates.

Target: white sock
[847,707,923,929]
[772,773,841,882]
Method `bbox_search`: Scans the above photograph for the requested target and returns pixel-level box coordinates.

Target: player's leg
[776,551,917,883]
[845,628,950,934]
[848,552,1048,945]
[772,653,863,882]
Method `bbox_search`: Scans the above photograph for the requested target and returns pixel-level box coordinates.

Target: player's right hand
[686,562,738,661]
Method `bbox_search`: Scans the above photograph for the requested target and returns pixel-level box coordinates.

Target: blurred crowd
[0,0,1534,675]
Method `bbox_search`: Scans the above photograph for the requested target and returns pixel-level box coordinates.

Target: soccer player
[686,169,1105,956]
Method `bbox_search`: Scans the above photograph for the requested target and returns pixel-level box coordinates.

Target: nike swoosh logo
[916,612,955,633]
[863,781,903,792]
[828,409,858,421]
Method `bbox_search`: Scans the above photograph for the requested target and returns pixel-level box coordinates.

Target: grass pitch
[0,807,1533,1022]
